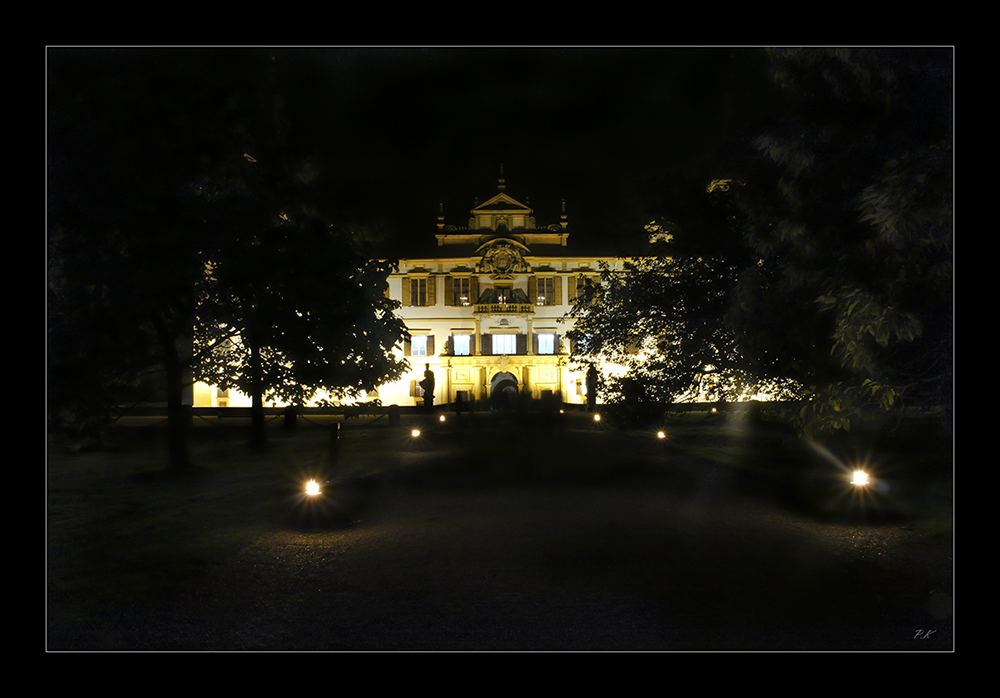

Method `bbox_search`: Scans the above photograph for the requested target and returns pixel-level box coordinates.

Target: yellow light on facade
[305,479,322,496]
[851,470,869,486]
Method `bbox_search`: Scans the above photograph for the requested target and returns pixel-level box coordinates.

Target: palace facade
[378,177,609,411]
[192,175,615,410]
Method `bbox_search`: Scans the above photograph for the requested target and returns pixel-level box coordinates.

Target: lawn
[47,406,953,648]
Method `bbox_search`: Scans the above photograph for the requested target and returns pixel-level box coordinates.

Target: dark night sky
[272,47,777,258]
[49,46,779,258]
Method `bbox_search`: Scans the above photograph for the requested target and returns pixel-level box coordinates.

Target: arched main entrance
[489,371,519,411]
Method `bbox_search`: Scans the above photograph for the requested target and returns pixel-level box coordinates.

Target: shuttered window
[446,276,473,306]
[492,334,516,355]
[404,335,435,357]
[405,277,435,306]
[452,334,471,356]
[537,333,555,355]
[532,277,556,305]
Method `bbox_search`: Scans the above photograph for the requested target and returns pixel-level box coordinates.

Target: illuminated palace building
[193,176,609,410]
[380,177,603,411]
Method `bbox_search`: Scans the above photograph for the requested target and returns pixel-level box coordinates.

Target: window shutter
[470,276,479,303]
[528,276,537,304]
[532,333,539,354]
[554,276,562,305]
[427,276,436,306]
[404,338,411,356]
[568,276,577,304]
[426,335,435,356]
[444,276,454,306]
[516,333,527,355]
[481,334,492,356]
[402,278,411,306]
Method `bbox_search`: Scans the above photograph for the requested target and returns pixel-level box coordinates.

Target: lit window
[453,334,470,356]
[538,333,555,355]
[536,277,555,305]
[492,334,516,355]
[411,335,428,356]
[453,277,471,306]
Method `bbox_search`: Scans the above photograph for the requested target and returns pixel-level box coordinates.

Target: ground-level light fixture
[851,469,870,486]
[411,428,421,437]
[305,479,322,496]
[439,414,446,422]
[593,413,601,422]
[656,430,666,439]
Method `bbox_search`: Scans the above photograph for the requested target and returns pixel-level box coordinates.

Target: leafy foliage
[727,48,952,434]
[48,49,410,460]
[191,144,409,431]
[566,249,785,426]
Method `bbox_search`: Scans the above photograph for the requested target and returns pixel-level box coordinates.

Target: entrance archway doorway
[490,371,519,411]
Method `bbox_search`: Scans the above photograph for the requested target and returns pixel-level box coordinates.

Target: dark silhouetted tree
[188,52,409,449]
[564,184,792,426]
[48,48,234,470]
[193,200,409,450]
[48,48,408,465]
[725,48,953,435]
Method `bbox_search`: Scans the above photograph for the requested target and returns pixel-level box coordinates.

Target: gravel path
[69,476,953,652]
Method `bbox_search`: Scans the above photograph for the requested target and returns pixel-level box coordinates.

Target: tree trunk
[248,335,268,451]
[153,316,194,473]
[164,357,194,473]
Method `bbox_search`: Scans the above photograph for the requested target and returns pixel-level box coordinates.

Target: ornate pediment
[470,191,536,232]
[476,239,530,278]
[472,192,532,214]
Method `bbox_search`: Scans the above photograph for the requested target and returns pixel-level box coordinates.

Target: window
[410,278,428,306]
[452,334,471,356]
[568,274,601,305]
[538,333,555,355]
[453,277,471,306]
[536,277,555,305]
[492,334,516,355]
[495,286,512,304]
[411,335,428,356]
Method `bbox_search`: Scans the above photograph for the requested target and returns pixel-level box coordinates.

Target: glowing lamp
[439,415,446,422]
[411,429,421,437]
[657,430,666,439]
[851,470,869,486]
[305,479,322,496]
[593,413,601,422]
